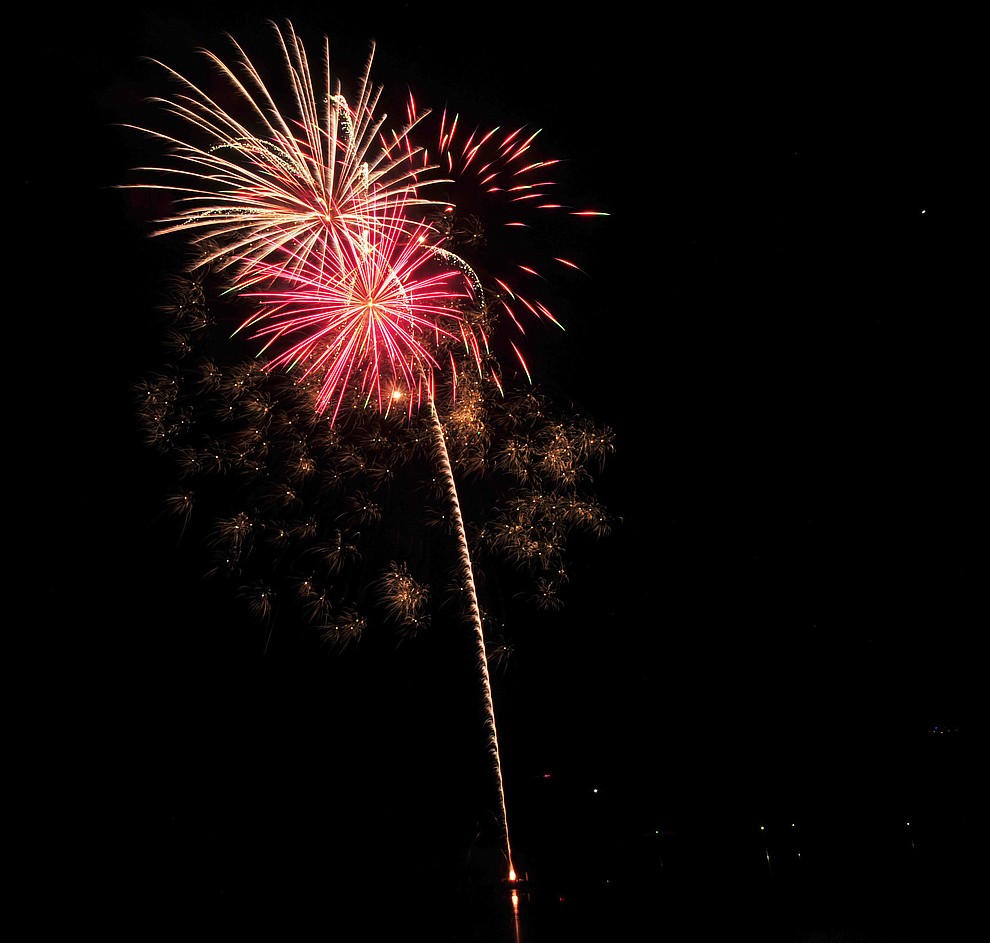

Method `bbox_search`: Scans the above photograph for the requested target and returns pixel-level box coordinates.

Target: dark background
[25,4,982,939]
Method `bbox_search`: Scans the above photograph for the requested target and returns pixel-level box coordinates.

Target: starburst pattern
[237,195,478,422]
[122,21,446,291]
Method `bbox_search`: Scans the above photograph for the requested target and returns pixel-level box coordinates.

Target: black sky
[26,4,982,934]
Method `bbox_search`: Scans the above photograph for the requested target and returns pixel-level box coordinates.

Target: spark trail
[429,399,515,880]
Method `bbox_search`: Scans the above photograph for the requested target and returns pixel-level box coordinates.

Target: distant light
[593,787,599,794]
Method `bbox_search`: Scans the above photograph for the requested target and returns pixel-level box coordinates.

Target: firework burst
[236,194,481,423]
[408,99,609,375]
[127,21,612,890]
[122,20,447,291]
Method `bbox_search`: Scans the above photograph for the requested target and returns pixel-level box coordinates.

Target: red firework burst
[239,194,481,422]
[402,97,608,376]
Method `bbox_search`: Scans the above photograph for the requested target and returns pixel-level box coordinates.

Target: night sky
[29,4,982,939]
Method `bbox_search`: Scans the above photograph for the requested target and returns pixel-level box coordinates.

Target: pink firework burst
[239,194,481,422]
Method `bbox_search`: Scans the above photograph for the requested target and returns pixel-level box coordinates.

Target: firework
[236,193,480,423]
[122,20,447,290]
[409,100,609,374]
[127,21,612,890]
